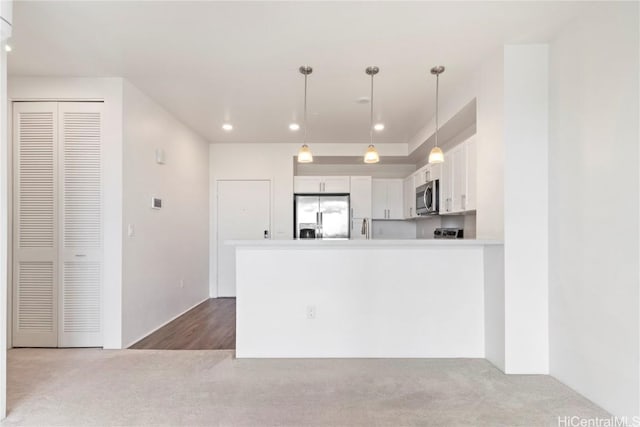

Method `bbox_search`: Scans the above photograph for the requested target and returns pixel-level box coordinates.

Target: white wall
[548,3,639,418]
[121,81,209,347]
[0,2,11,417]
[503,44,549,374]
[209,142,406,297]
[474,52,504,241]
[296,163,415,179]
[8,77,124,349]
[371,220,416,239]
[236,243,488,358]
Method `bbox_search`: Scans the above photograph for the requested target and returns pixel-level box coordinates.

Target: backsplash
[372,220,417,239]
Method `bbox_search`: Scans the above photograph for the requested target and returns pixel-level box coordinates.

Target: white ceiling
[8,1,592,145]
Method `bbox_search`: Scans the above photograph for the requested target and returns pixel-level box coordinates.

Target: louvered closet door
[12,102,59,347]
[58,102,103,347]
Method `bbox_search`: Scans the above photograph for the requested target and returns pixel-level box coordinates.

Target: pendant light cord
[303,73,308,145]
[370,73,374,146]
[435,72,439,149]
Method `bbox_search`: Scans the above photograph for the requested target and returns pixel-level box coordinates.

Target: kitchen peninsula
[230,239,504,359]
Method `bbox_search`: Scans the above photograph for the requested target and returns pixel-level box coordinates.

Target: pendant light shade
[364,145,380,164]
[298,144,313,163]
[297,65,313,163]
[428,146,444,164]
[364,66,380,164]
[428,65,446,164]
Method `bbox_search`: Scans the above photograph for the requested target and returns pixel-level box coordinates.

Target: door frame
[213,179,272,298]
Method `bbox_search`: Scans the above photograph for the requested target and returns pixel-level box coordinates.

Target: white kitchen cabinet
[440,136,477,214]
[414,165,428,186]
[372,179,403,219]
[350,176,372,219]
[451,144,466,212]
[414,163,442,186]
[294,176,350,193]
[440,154,453,213]
[465,137,477,211]
[427,163,442,182]
[403,176,416,219]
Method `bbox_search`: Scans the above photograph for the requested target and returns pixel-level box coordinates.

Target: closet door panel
[58,102,103,347]
[12,102,59,347]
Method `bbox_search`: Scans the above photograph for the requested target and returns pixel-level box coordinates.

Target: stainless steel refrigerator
[294,194,350,239]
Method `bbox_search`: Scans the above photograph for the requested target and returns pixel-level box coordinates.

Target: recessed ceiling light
[222,123,233,131]
[289,123,300,131]
[374,123,385,131]
[4,44,12,52]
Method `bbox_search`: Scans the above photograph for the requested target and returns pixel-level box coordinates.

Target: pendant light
[364,66,380,164]
[297,65,314,163]
[428,65,445,164]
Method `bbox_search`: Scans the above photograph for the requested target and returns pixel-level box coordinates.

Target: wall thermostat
[151,197,162,209]
[155,148,166,165]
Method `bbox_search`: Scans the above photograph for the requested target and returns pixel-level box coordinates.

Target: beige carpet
[4,348,608,426]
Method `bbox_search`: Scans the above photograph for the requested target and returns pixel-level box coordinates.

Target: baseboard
[124,297,209,349]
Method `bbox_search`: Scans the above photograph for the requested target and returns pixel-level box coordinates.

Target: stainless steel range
[434,228,464,239]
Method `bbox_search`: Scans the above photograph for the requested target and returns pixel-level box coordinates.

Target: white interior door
[12,101,103,348]
[217,180,270,297]
[58,102,102,347]
[12,102,59,347]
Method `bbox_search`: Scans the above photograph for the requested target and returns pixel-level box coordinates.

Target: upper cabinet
[294,176,350,193]
[403,176,417,219]
[372,179,403,220]
[440,136,477,214]
[350,176,372,219]
[415,163,442,187]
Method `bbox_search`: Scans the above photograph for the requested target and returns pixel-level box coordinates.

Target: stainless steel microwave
[416,180,439,215]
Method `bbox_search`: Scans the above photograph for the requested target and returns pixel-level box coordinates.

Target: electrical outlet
[306,305,316,319]
[127,224,135,238]
[179,279,184,289]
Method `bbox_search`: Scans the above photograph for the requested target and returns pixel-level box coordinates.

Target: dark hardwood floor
[129,298,236,350]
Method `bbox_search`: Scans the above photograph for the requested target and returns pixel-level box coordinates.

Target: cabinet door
[386,179,404,219]
[403,177,413,219]
[429,163,442,182]
[414,165,428,186]
[451,145,466,213]
[371,179,387,219]
[323,176,350,193]
[294,176,322,193]
[465,137,477,211]
[441,151,453,214]
[350,176,372,219]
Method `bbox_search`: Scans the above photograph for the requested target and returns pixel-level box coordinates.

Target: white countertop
[227,239,503,248]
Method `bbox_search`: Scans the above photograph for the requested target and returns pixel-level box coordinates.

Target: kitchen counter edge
[226,239,503,247]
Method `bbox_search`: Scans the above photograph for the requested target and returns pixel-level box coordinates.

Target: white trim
[122,297,209,349]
